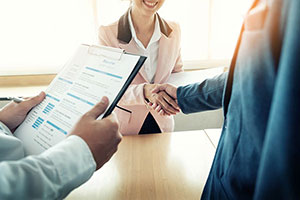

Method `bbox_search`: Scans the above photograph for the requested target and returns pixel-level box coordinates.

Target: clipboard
[103,51,146,118]
[84,44,146,118]
[13,44,146,155]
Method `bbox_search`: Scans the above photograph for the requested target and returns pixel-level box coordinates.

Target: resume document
[14,44,145,155]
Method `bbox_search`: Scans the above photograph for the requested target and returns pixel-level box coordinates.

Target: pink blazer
[98,10,183,135]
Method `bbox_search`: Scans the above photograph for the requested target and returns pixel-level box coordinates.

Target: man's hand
[144,84,180,116]
[151,83,178,99]
[147,83,180,116]
[0,92,46,132]
[69,96,122,170]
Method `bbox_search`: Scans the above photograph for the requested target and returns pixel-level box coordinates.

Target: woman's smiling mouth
[143,0,158,9]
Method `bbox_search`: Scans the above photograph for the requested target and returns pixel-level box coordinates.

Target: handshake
[144,83,180,116]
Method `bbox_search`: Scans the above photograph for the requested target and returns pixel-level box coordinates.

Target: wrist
[143,84,151,102]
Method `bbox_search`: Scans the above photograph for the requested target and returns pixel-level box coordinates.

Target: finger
[160,109,169,116]
[152,103,162,113]
[22,91,46,110]
[161,92,180,111]
[153,96,172,115]
[157,97,177,115]
[159,109,164,116]
[161,108,172,116]
[151,103,158,110]
[86,96,109,119]
[145,103,150,110]
[155,105,161,112]
[157,102,172,115]
[145,101,152,110]
[161,93,180,114]
[147,102,157,110]
[162,104,176,115]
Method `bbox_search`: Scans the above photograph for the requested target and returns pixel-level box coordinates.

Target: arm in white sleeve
[0,131,96,200]
[0,122,25,161]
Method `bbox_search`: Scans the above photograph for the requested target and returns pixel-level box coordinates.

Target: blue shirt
[177,0,300,199]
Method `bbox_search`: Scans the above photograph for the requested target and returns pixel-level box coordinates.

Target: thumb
[86,96,109,119]
[151,84,166,94]
[23,91,46,111]
[165,84,178,99]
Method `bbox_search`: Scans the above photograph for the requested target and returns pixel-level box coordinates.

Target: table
[66,129,222,200]
[204,129,222,149]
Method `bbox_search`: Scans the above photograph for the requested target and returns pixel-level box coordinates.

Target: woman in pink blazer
[98,0,183,135]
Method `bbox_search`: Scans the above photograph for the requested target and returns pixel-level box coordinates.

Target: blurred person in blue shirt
[151,0,300,199]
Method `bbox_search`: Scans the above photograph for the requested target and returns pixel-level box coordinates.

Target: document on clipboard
[14,44,146,155]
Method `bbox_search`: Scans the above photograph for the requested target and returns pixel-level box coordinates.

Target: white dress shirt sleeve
[0,122,96,200]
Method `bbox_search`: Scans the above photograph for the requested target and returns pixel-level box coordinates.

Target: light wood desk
[66,130,222,200]
[204,129,222,149]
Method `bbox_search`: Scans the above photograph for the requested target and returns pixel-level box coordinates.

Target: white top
[0,121,96,200]
[128,10,161,83]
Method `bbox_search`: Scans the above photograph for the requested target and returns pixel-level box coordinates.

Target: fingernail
[101,97,108,104]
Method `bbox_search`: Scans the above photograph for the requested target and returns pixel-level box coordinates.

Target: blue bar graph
[32,117,44,130]
[42,103,55,114]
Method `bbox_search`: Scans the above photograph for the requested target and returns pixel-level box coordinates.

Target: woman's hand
[0,92,46,132]
[144,84,180,116]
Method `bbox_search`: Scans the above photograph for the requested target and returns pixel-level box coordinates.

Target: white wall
[174,109,223,132]
[168,68,225,131]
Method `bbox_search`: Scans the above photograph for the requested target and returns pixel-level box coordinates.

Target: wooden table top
[66,130,219,200]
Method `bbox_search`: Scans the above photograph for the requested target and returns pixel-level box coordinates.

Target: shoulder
[98,21,119,46]
[98,21,119,36]
[163,19,181,42]
[166,20,181,32]
[161,18,181,38]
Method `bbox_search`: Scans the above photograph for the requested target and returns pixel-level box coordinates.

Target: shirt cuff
[0,121,13,136]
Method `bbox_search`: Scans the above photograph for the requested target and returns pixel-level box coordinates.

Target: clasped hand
[144,83,180,116]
